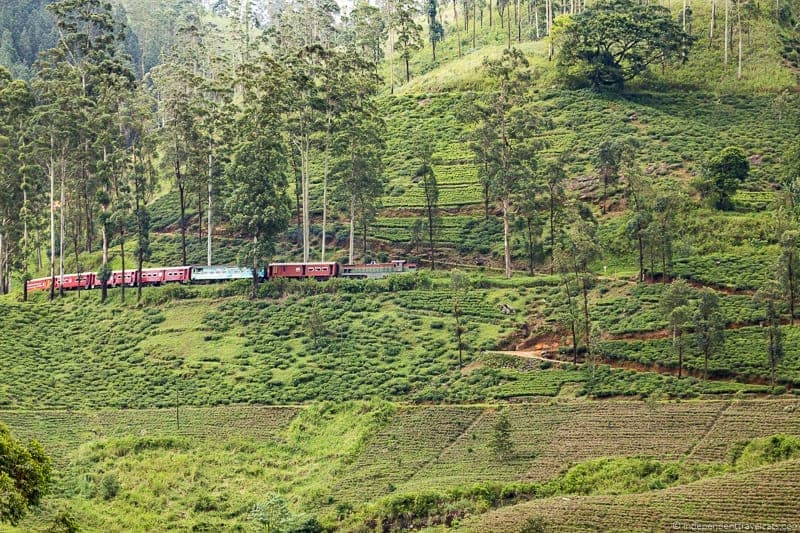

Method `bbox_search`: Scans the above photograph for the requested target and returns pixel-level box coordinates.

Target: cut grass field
[469,457,800,532]
[5,399,800,531]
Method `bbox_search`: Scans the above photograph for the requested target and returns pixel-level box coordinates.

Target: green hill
[2,0,800,530]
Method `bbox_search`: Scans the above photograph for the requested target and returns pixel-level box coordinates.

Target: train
[25,260,417,293]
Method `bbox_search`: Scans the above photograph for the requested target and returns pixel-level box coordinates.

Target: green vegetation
[1,0,800,530]
[0,423,51,525]
[5,401,800,531]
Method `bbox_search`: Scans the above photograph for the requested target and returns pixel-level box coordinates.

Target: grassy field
[5,399,800,531]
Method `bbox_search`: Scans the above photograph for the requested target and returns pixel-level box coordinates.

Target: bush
[100,473,120,500]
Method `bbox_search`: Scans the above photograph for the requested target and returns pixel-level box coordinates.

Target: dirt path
[493,347,780,388]
[493,351,576,364]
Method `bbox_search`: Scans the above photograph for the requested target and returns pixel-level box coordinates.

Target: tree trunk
[388,3,395,94]
[682,0,687,30]
[208,150,213,266]
[527,218,535,276]
[101,148,109,303]
[49,138,55,301]
[405,54,411,82]
[321,114,331,262]
[454,0,462,57]
[507,8,512,48]
[581,275,591,354]
[503,194,511,279]
[302,138,310,264]
[251,236,258,300]
[789,258,795,325]
[547,0,554,60]
[736,0,743,80]
[175,151,187,266]
[59,157,66,298]
[549,193,556,275]
[363,214,368,259]
[0,233,4,295]
[455,311,463,368]
[473,0,477,47]
[561,275,579,363]
[710,0,716,43]
[704,348,709,380]
[724,0,729,66]
[637,226,645,282]
[427,199,436,270]
[348,195,356,265]
[678,342,683,378]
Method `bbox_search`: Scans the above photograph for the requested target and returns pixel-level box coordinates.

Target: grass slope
[5,400,800,531]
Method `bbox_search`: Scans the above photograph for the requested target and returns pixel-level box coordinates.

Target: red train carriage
[108,270,137,287]
[139,268,167,286]
[56,272,95,290]
[26,277,51,292]
[267,262,339,280]
[163,266,192,283]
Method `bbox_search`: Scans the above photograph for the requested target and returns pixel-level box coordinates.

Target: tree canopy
[555,0,693,89]
[697,146,750,210]
[0,423,52,525]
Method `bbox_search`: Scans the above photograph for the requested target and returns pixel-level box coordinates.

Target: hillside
[1,0,800,531]
[4,400,800,530]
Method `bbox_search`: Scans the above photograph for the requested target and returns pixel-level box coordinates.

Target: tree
[491,411,514,460]
[332,52,385,265]
[346,0,387,67]
[304,307,327,348]
[622,158,652,283]
[151,16,207,267]
[777,228,800,325]
[393,0,423,82]
[32,0,135,301]
[553,244,581,363]
[248,492,319,533]
[780,145,800,217]
[695,146,749,210]
[416,143,439,270]
[515,186,542,277]
[249,493,293,532]
[0,423,52,525]
[555,0,693,89]
[0,68,34,296]
[595,138,634,215]
[451,269,470,368]
[563,220,599,355]
[471,48,549,278]
[649,186,685,282]
[225,56,292,299]
[427,0,445,61]
[285,45,323,264]
[541,159,565,274]
[694,289,724,380]
[754,279,784,388]
[660,279,694,379]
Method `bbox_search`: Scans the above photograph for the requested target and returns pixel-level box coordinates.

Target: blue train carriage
[190,265,264,283]
[339,259,418,279]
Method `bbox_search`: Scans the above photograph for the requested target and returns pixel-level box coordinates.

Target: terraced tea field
[471,459,800,532]
[7,399,800,531]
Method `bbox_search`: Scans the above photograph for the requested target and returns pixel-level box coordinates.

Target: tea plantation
[3,0,800,530]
